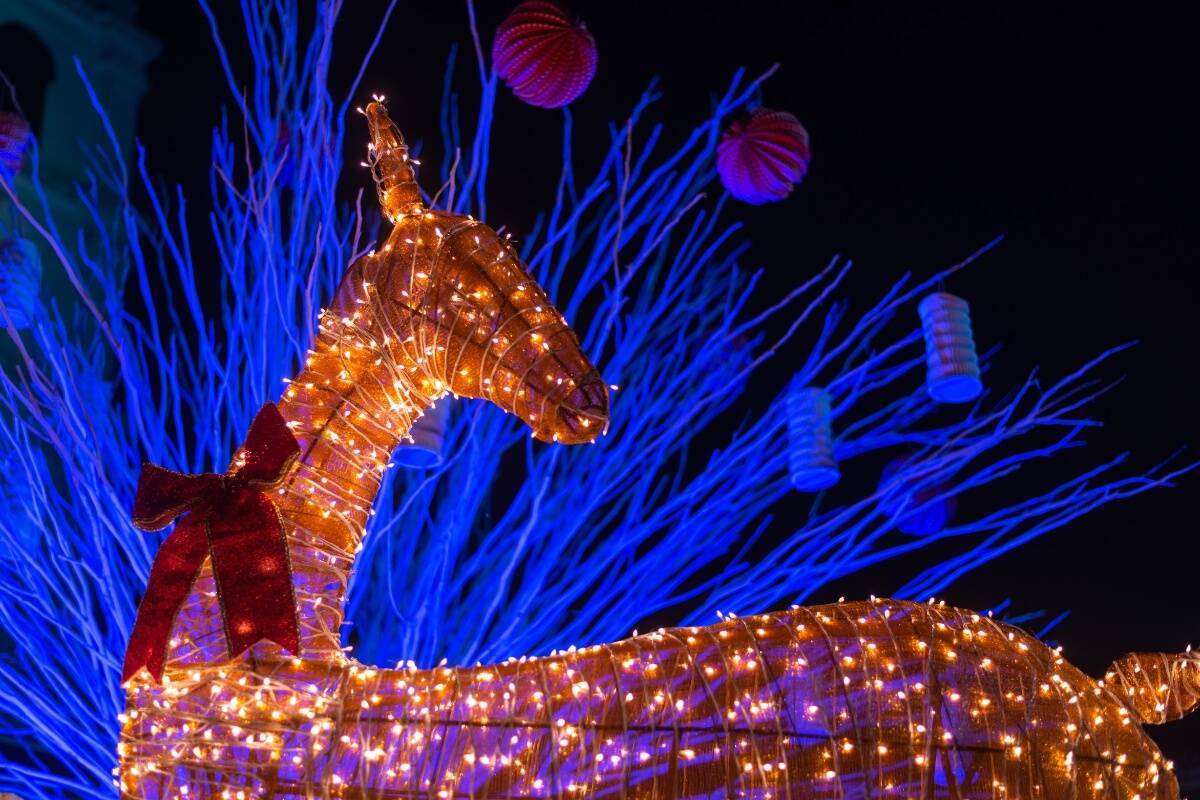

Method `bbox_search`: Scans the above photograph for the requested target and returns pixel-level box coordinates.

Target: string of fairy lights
[116,101,1191,799]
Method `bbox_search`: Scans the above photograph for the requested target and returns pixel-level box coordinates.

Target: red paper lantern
[878,453,956,535]
[493,1,597,109]
[0,237,41,329]
[0,111,31,178]
[717,108,811,204]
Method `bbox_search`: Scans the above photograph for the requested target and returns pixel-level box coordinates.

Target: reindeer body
[118,103,1195,798]
[121,598,1190,799]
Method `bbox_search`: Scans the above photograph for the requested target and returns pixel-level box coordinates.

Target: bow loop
[235,402,302,486]
[122,404,302,682]
[132,466,225,532]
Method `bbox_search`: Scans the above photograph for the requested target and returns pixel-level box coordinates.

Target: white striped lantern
[393,396,450,469]
[785,383,840,491]
[918,292,983,403]
[0,237,42,330]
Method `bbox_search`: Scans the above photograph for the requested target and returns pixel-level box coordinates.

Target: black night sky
[126,1,1199,768]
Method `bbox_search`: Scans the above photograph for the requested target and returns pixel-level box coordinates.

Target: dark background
[130,1,1199,773]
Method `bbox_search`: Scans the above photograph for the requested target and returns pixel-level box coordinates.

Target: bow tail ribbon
[122,404,301,683]
[206,488,300,663]
[121,515,209,682]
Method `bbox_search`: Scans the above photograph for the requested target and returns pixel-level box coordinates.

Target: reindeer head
[351,100,608,444]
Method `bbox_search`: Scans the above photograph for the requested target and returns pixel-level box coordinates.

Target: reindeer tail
[1105,650,1200,724]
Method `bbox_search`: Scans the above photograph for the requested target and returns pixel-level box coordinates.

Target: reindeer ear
[365,101,423,219]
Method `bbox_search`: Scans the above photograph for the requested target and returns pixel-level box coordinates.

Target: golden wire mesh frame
[117,102,1197,799]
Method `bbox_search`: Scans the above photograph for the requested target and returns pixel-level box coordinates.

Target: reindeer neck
[164,243,445,667]
[271,255,436,656]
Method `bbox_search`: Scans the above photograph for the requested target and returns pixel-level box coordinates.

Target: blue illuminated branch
[0,2,1189,797]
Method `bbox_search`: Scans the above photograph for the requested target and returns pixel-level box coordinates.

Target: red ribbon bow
[123,404,302,682]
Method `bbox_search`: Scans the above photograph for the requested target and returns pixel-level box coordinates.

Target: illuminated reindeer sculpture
[119,102,1198,799]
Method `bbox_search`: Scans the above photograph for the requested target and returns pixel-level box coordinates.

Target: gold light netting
[117,102,1196,798]
[120,599,1196,798]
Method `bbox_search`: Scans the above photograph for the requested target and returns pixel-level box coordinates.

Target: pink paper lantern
[717,108,811,204]
[493,1,598,109]
[877,453,956,535]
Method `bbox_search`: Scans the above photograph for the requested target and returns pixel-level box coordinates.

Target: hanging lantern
[918,292,983,403]
[717,108,811,205]
[785,383,839,491]
[877,454,956,535]
[272,122,335,189]
[0,237,42,329]
[0,111,31,178]
[706,333,752,399]
[274,123,296,188]
[493,1,598,109]
[393,398,450,469]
